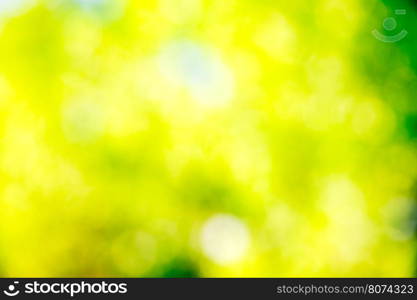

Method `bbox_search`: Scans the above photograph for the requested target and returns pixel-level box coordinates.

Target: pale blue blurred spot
[74,0,106,11]
[73,0,125,21]
[158,40,235,107]
[0,0,27,16]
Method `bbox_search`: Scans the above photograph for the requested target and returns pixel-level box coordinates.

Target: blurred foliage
[0,0,417,277]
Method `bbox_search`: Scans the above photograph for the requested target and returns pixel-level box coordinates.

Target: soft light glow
[200,214,250,265]
[158,41,235,108]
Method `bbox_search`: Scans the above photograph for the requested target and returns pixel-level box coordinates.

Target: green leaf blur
[0,0,416,277]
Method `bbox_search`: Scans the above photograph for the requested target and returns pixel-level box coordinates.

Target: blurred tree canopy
[0,0,416,277]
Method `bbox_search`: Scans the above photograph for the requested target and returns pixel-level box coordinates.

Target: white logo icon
[372,9,408,43]
[3,281,20,297]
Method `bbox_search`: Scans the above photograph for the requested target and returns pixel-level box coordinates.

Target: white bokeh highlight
[200,214,250,265]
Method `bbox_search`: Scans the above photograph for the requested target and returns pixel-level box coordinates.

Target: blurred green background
[0,0,417,277]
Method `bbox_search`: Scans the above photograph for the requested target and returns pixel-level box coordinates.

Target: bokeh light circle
[200,214,250,265]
